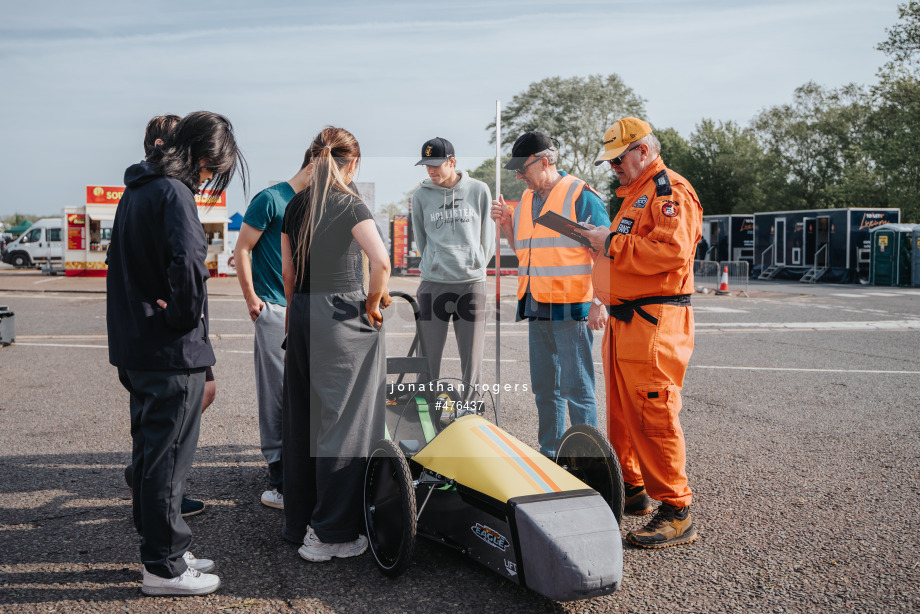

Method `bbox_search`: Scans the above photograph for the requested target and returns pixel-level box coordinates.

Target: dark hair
[301,148,313,170]
[294,126,360,284]
[148,111,249,198]
[143,115,181,157]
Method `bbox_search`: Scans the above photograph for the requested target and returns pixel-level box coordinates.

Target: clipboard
[534,210,593,247]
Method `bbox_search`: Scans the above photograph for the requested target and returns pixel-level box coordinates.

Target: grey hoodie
[411,171,495,283]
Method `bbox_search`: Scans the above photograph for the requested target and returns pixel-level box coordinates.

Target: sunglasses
[516,156,543,175]
[608,145,640,167]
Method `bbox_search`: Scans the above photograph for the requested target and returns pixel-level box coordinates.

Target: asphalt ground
[1,266,919,613]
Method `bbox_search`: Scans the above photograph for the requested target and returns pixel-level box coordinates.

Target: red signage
[86,186,124,205]
[86,185,225,207]
[393,216,408,269]
[195,190,226,207]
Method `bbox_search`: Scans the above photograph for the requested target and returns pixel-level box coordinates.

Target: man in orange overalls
[577,117,702,549]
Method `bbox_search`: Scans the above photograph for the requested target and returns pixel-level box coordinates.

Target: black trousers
[281,292,386,544]
[119,367,205,579]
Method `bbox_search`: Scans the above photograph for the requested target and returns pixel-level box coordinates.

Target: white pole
[494,99,502,426]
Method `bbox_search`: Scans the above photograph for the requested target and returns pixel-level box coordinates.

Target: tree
[467,157,527,201]
[685,120,771,215]
[0,213,40,231]
[869,2,920,221]
[487,74,646,198]
[877,1,920,71]
[751,82,885,211]
[378,189,414,221]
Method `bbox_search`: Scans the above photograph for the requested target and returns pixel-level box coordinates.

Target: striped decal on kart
[471,424,562,494]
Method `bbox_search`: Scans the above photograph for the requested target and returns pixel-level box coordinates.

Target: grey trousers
[254,301,285,472]
[119,367,205,579]
[417,280,487,400]
[281,291,386,544]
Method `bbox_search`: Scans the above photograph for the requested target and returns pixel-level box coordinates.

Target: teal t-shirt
[242,182,295,306]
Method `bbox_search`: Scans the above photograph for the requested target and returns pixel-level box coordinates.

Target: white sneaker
[261,489,283,509]
[183,551,215,573]
[141,565,220,596]
[298,526,368,562]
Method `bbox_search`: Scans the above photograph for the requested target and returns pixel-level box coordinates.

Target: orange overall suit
[592,157,702,507]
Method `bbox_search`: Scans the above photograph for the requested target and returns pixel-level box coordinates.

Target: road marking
[829,293,864,298]
[13,342,107,349]
[695,320,920,330]
[694,306,748,313]
[862,292,903,297]
[691,365,920,375]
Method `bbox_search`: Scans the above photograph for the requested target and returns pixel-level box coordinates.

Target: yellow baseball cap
[594,117,652,166]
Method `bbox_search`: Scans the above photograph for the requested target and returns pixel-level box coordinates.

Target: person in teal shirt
[234,150,313,510]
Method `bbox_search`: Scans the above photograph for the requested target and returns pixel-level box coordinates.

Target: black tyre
[10,253,30,268]
[364,439,416,577]
[557,424,625,525]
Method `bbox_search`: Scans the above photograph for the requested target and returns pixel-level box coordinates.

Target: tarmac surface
[1,264,919,613]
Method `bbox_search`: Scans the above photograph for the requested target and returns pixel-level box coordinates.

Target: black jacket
[106,161,215,370]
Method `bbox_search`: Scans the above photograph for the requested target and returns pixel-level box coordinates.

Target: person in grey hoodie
[411,137,495,402]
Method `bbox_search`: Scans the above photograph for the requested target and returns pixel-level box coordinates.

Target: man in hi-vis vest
[490,131,610,459]
[577,117,703,550]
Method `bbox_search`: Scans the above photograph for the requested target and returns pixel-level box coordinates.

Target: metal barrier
[693,260,720,290]
[722,260,749,296]
[693,260,749,297]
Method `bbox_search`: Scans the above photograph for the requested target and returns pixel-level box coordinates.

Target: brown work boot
[624,483,654,516]
[626,503,698,549]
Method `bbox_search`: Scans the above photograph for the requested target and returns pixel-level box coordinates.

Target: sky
[0,0,905,219]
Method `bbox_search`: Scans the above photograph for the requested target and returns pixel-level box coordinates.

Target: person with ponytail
[279,126,390,562]
[107,111,248,595]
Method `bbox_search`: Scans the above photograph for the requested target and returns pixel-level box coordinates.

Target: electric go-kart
[363,293,625,602]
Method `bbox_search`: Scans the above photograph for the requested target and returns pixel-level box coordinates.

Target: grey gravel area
[1,284,919,613]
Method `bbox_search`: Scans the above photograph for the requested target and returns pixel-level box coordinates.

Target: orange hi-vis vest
[513,174,594,304]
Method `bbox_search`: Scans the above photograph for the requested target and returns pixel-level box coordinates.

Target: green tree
[877,1,920,70]
[868,2,920,222]
[378,189,414,221]
[487,74,646,198]
[656,127,694,179]
[467,157,527,201]
[1,213,40,232]
[685,120,770,215]
[751,82,885,211]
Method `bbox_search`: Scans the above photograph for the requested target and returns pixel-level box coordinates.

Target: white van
[1,218,63,268]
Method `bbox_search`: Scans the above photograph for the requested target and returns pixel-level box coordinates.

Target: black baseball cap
[415,137,455,166]
[503,131,554,170]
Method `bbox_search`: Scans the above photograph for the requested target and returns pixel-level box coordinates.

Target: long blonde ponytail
[294,127,361,287]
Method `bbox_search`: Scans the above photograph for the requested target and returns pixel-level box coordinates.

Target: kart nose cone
[513,493,623,601]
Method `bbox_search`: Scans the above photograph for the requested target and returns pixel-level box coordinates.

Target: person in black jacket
[106,111,247,597]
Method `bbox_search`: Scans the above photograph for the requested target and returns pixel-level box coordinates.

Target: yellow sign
[878,236,888,246]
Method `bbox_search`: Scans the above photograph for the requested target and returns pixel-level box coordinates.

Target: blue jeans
[528,318,597,458]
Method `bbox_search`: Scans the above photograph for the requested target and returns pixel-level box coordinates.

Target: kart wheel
[557,424,625,525]
[364,438,416,577]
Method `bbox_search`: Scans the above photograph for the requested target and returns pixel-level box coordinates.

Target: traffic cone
[715,266,731,295]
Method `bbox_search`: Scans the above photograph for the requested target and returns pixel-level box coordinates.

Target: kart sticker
[472,523,510,551]
[616,218,635,234]
[661,203,678,218]
[505,560,518,576]
[632,195,648,209]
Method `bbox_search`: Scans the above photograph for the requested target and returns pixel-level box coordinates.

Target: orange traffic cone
[715,266,731,295]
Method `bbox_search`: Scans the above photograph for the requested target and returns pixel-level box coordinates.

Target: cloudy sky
[0,0,904,218]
